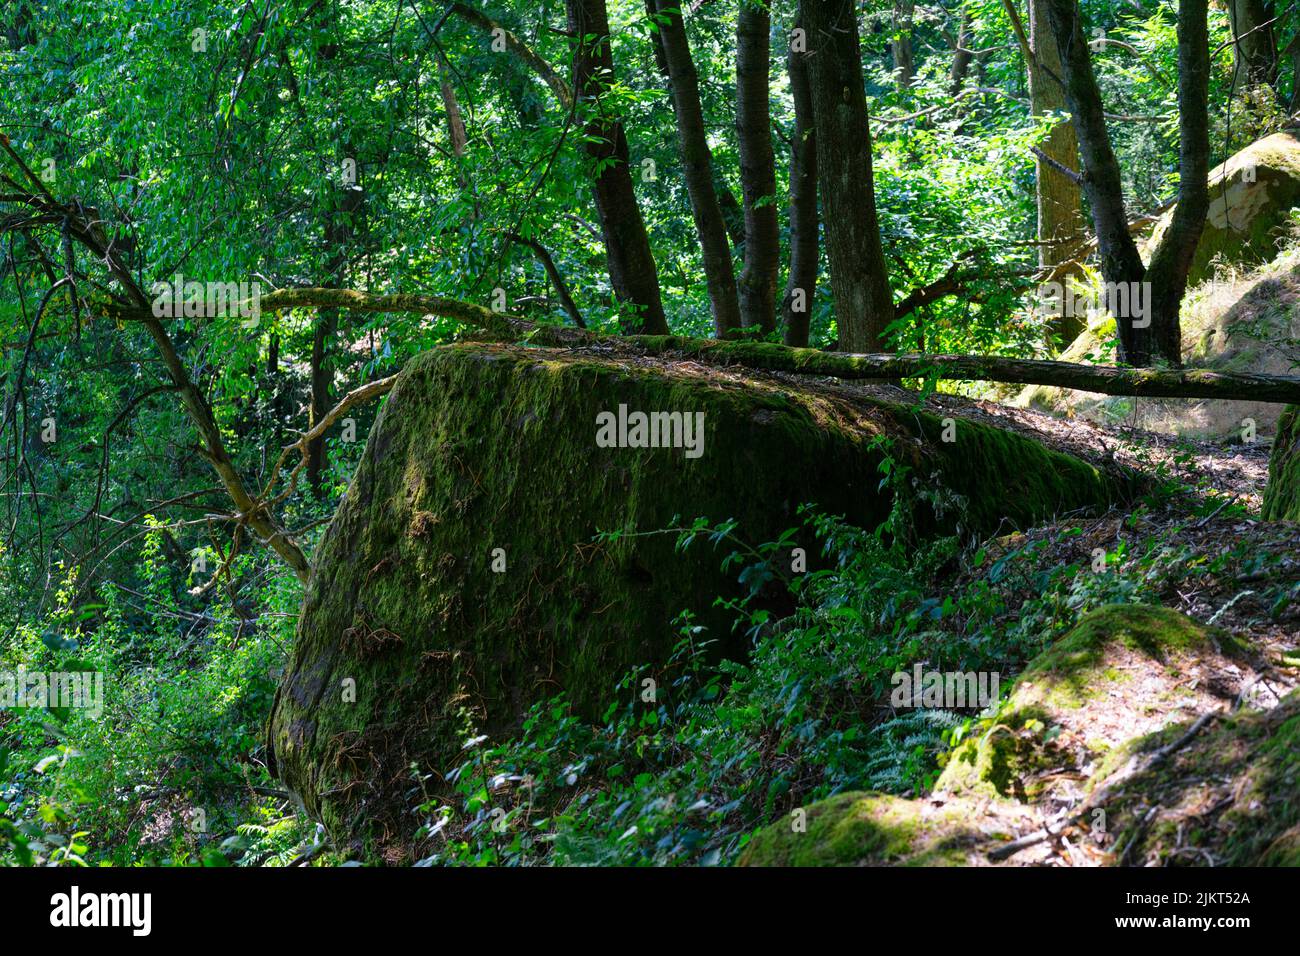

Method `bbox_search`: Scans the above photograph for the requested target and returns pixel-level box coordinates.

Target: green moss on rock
[1146,132,1300,286]
[1263,405,1300,521]
[269,343,1129,859]
[736,792,976,867]
[935,605,1234,800]
[741,606,1295,867]
[1020,134,1300,439]
[1016,604,1232,706]
[1099,692,1300,866]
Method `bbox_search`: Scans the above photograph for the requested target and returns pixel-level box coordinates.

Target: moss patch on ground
[1099,692,1300,866]
[736,791,996,867]
[934,605,1239,801]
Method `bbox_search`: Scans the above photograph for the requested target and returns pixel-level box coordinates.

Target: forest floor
[880,391,1298,865]
[732,378,1300,866]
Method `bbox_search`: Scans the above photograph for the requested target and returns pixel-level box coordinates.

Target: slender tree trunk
[649,0,740,336]
[891,0,917,90]
[1029,0,1086,348]
[1229,0,1277,87]
[567,0,669,334]
[307,316,334,496]
[801,0,894,352]
[308,37,365,496]
[438,63,469,158]
[714,167,746,246]
[736,2,780,333]
[782,16,818,348]
[949,10,974,95]
[1043,0,1149,363]
[1145,0,1211,365]
[1045,0,1210,367]
[308,154,363,497]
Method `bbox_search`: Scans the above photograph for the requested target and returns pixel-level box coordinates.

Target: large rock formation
[1019,246,1300,438]
[269,342,1132,859]
[739,605,1300,866]
[1147,130,1300,287]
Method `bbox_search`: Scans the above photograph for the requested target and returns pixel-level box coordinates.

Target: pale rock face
[1147,130,1300,285]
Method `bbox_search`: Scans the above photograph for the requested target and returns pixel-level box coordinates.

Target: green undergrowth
[412,478,1271,866]
[0,523,313,866]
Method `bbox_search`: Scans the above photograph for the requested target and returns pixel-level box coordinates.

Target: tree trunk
[1029,0,1086,348]
[1043,0,1149,363]
[1229,0,1277,87]
[307,314,334,497]
[949,10,974,95]
[736,2,780,333]
[308,158,363,497]
[649,0,740,336]
[1044,0,1210,368]
[567,0,669,334]
[308,37,365,496]
[1145,0,1211,365]
[782,15,818,348]
[438,62,469,158]
[801,0,895,352]
[891,0,917,90]
[714,167,746,246]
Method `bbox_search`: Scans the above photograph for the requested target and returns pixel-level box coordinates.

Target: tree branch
[447,2,574,109]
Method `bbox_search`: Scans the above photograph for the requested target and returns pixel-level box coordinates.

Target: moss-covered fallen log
[115,286,1300,405]
[528,328,1300,405]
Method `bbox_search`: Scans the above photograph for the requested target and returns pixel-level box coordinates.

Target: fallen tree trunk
[150,286,1300,406]
[528,328,1300,405]
[106,286,1300,419]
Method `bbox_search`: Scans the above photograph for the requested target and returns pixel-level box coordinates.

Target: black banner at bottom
[0,864,1286,942]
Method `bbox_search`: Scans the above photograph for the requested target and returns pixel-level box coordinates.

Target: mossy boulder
[1018,246,1300,437]
[1263,404,1300,521]
[1098,691,1300,866]
[741,690,1300,867]
[1146,131,1300,286]
[1019,133,1300,438]
[935,605,1241,801]
[268,342,1130,859]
